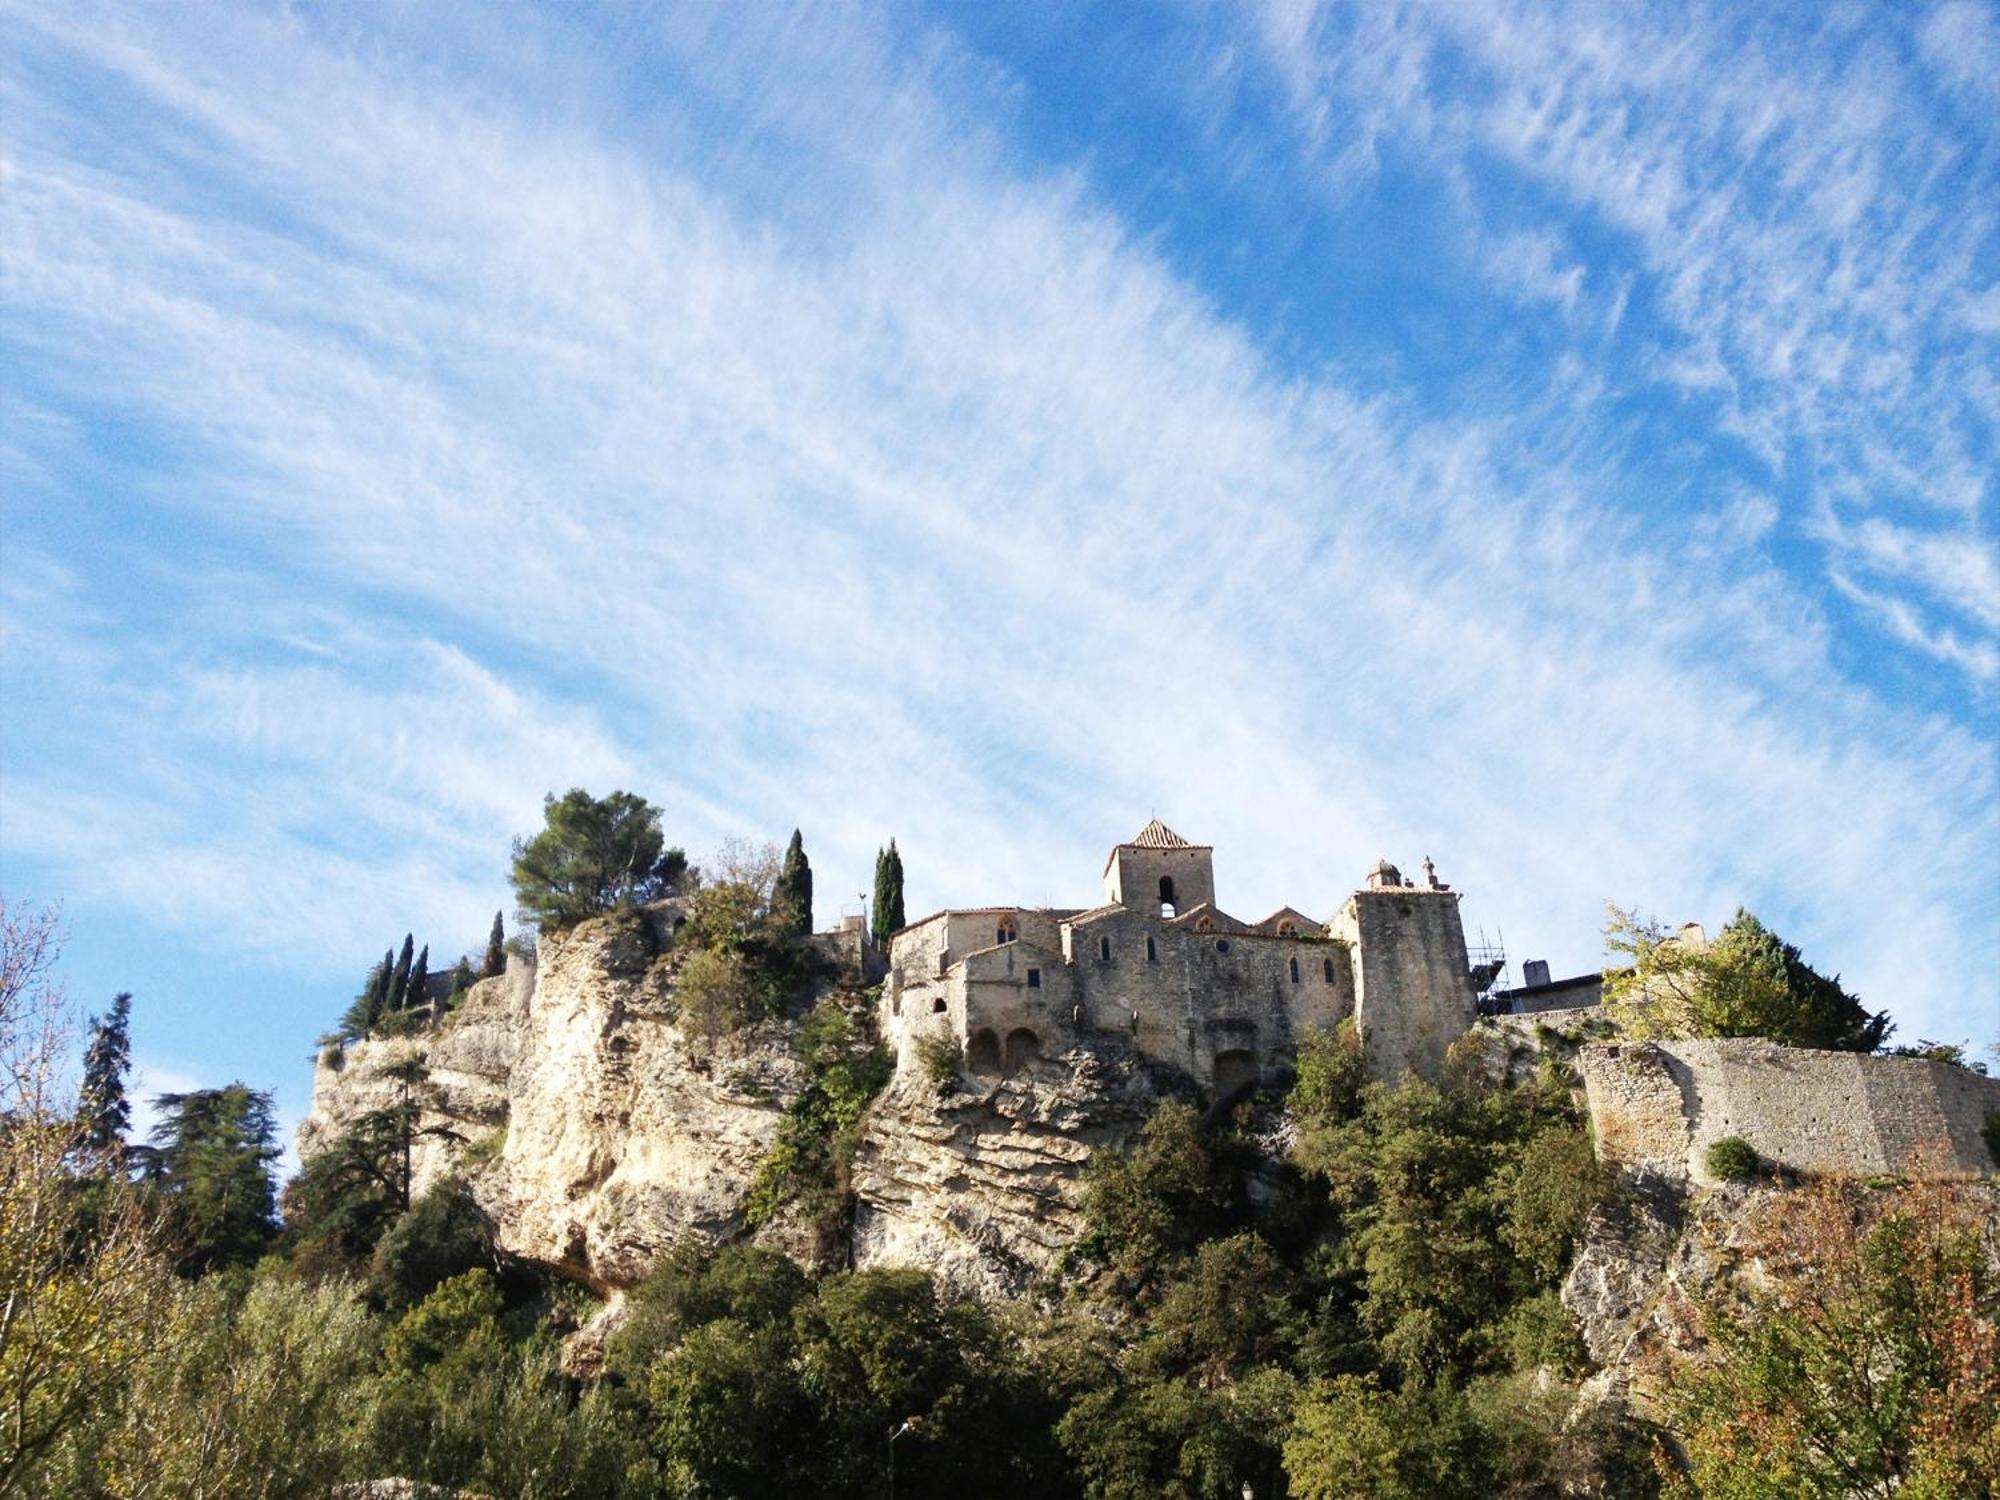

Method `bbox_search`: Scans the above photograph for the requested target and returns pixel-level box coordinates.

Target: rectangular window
[1027,968,1041,988]
[1098,936,1111,961]
[1146,937,1157,962]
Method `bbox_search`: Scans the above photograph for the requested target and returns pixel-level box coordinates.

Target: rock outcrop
[301,907,1164,1295]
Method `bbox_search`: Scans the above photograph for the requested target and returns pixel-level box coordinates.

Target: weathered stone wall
[1104,842,1215,914]
[1580,1038,2000,1184]
[1332,887,1476,1081]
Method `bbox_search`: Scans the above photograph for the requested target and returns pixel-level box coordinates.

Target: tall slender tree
[481,911,506,979]
[884,839,906,934]
[776,829,813,937]
[78,991,133,1161]
[388,934,415,1012]
[404,944,430,1014]
[871,840,907,943]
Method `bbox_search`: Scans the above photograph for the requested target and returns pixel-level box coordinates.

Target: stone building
[879,820,1486,1091]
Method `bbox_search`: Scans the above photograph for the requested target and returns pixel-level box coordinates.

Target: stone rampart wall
[1580,1038,2000,1184]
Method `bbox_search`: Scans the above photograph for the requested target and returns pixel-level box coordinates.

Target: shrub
[370,1178,495,1312]
[916,1031,961,1095]
[675,948,759,1040]
[1706,1135,1760,1181]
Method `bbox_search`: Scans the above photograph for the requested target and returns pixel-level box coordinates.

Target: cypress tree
[777,829,813,937]
[871,846,891,945]
[388,934,415,1011]
[371,948,394,1020]
[885,839,906,933]
[449,957,474,999]
[79,991,134,1160]
[482,911,506,978]
[405,944,430,1013]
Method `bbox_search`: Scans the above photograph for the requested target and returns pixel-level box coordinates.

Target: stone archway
[1213,1049,1259,1097]
[967,1028,1001,1075]
[1003,1027,1041,1075]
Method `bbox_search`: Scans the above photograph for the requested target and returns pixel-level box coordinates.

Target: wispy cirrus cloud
[0,0,1992,1072]
[1246,0,1999,683]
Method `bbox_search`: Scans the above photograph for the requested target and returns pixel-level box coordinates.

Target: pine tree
[338,952,394,1039]
[405,944,430,1013]
[388,933,415,1011]
[138,1083,281,1273]
[482,910,506,978]
[776,829,813,937]
[78,991,133,1160]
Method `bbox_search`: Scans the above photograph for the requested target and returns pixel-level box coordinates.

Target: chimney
[1522,959,1551,988]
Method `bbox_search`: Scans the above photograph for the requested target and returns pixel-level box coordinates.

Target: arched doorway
[966,1028,1001,1075]
[1213,1049,1259,1097]
[1003,1027,1041,1075]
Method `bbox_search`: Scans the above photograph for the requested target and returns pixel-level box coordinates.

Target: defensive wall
[1579,1037,2000,1184]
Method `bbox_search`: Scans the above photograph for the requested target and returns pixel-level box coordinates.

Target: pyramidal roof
[1123,818,1204,850]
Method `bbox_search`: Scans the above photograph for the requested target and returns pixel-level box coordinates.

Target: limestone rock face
[300,909,1167,1297]
[851,1044,1164,1297]
[301,909,809,1292]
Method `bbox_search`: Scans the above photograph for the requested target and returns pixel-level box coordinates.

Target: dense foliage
[9,890,1994,1499]
[1604,906,1891,1051]
[511,787,689,931]
[870,839,906,943]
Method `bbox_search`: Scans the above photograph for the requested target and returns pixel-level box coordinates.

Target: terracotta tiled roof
[1125,818,1201,850]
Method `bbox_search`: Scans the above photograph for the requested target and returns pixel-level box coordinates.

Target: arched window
[1195,916,1214,933]
[1289,957,1301,983]
[1159,875,1176,905]
[997,920,1017,945]
[931,997,946,1013]
[967,1028,1001,1074]
[1098,935,1111,962]
[1277,919,1297,937]
[1146,936,1157,962]
[1323,957,1335,982]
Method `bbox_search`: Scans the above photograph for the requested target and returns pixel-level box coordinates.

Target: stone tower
[1329,856,1476,1081]
[1102,818,1215,916]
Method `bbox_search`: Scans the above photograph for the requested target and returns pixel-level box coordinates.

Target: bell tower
[1103,819,1215,915]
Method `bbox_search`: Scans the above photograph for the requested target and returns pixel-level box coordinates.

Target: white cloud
[1246,0,1998,677]
[1,0,1993,1052]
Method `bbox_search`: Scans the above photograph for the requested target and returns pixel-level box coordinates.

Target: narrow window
[1146,936,1157,962]
[1098,935,1111,961]
[1323,957,1335,982]
[997,921,1017,945]
[1159,875,1176,905]
[931,997,946,1013]
[1027,968,1041,988]
[1290,957,1301,983]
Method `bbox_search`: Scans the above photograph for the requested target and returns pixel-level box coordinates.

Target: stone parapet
[1579,1037,2000,1185]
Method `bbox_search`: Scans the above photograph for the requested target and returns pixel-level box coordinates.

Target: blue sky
[3,0,1996,1147]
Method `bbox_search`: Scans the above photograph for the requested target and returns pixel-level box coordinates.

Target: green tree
[446,957,474,1005]
[370,1178,495,1313]
[77,991,133,1161]
[403,943,430,1013]
[1283,1374,1493,1500]
[1083,1099,1235,1282]
[388,933,416,1012]
[871,840,906,943]
[775,828,813,938]
[1604,905,1890,1051]
[482,910,506,978]
[511,788,686,931]
[336,950,394,1039]
[1059,1366,1297,1500]
[136,1084,281,1274]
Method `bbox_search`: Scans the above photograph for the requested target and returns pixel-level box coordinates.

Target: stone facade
[879,823,1483,1090]
[1579,1037,2000,1184]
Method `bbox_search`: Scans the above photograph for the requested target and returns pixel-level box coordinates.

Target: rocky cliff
[300,907,1165,1295]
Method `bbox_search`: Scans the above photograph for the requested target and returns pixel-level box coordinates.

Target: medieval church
[879,820,1494,1094]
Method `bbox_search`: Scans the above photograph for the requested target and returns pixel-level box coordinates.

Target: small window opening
[997,921,1017,945]
[1277,919,1297,937]
[1195,916,1214,933]
[931,997,946,1013]
[1027,968,1041,988]
[1215,939,1231,954]
[1323,957,1335,982]
[1160,902,1177,918]
[1289,957,1301,983]
[1159,875,1176,905]
[1098,935,1111,961]
[1146,936,1157,962]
